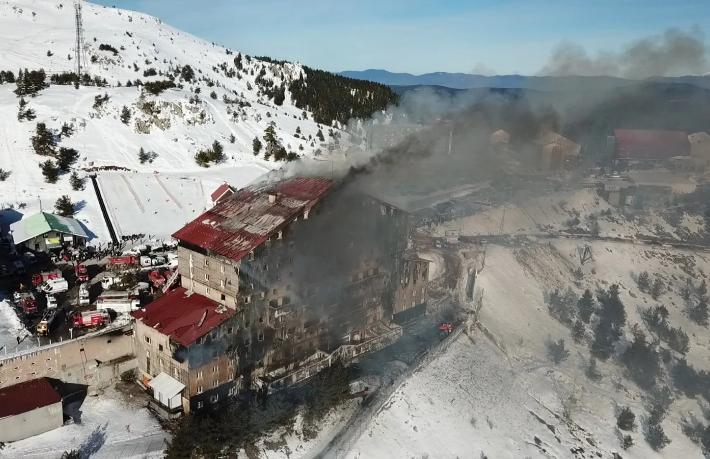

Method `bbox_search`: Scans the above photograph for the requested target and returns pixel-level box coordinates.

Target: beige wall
[0,325,134,390]
[178,246,240,308]
[0,402,63,442]
[393,260,429,315]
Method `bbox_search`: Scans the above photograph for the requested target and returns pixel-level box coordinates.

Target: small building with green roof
[9,211,90,252]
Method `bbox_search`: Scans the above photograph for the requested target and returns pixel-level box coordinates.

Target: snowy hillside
[0,0,344,241]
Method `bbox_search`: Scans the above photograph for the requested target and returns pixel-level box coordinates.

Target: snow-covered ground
[97,164,266,239]
[0,299,37,356]
[0,0,342,242]
[1,387,168,458]
[343,240,710,458]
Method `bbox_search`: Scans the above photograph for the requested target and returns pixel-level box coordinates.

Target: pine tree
[57,147,79,172]
[69,171,85,191]
[577,289,595,323]
[40,160,59,183]
[120,106,131,124]
[617,407,636,431]
[229,134,236,144]
[651,277,665,300]
[546,338,570,364]
[31,122,56,156]
[54,195,75,216]
[572,320,585,343]
[637,271,651,292]
[592,285,626,360]
[317,128,325,142]
[689,298,709,326]
[252,137,262,155]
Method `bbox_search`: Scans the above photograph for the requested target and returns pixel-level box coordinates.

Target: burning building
[137,176,427,408]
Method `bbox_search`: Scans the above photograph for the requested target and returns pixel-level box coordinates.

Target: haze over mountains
[340,69,710,92]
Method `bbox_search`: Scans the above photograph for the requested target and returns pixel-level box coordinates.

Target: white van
[40,278,69,294]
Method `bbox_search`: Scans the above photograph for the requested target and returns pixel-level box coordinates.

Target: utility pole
[74,0,85,87]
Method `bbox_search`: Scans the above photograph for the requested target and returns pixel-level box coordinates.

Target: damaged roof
[132,287,235,347]
[173,177,334,261]
[614,129,690,160]
[0,378,61,418]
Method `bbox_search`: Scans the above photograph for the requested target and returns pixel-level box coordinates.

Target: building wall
[178,246,240,308]
[0,325,134,390]
[392,259,429,318]
[0,402,63,442]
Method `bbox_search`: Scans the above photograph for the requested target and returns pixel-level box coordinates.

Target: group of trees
[138,147,158,164]
[32,123,80,183]
[642,305,690,354]
[17,97,36,121]
[194,141,225,167]
[636,271,665,300]
[15,69,47,96]
[0,70,16,84]
[258,123,298,162]
[288,66,398,125]
[143,79,175,95]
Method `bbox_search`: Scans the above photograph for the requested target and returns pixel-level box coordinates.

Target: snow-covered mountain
[0,0,343,241]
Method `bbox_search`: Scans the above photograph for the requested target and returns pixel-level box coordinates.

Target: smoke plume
[540,28,708,79]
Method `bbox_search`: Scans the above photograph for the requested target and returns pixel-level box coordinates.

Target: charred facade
[171,177,428,391]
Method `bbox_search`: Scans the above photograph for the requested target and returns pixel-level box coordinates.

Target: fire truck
[107,256,138,271]
[74,263,89,282]
[31,269,62,287]
[73,310,110,329]
[13,292,37,315]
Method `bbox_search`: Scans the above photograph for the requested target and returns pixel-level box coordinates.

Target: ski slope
[0,0,337,242]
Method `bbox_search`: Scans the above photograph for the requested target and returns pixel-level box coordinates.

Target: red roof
[0,378,61,418]
[210,183,234,203]
[614,129,690,160]
[132,287,235,347]
[173,177,334,261]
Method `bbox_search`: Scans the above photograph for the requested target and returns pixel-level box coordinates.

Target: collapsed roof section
[172,177,334,262]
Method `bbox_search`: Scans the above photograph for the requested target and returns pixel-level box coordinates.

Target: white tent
[148,372,185,410]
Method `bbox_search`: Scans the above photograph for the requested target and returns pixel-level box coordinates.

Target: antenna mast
[74,0,85,86]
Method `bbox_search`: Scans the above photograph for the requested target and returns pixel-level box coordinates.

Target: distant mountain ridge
[340,69,710,92]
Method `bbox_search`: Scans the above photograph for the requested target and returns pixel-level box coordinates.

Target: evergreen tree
[577,289,595,323]
[252,137,262,156]
[637,271,651,292]
[138,147,150,164]
[120,106,131,124]
[54,195,74,216]
[591,285,626,360]
[316,128,325,142]
[622,325,660,390]
[651,277,665,300]
[31,123,56,156]
[572,319,585,343]
[69,171,85,191]
[57,147,79,172]
[546,338,570,364]
[211,141,224,162]
[229,134,236,144]
[645,423,670,451]
[688,298,709,326]
[40,160,59,183]
[60,122,73,137]
[180,65,195,82]
[617,407,636,431]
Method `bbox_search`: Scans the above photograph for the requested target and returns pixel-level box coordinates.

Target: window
[144,336,151,344]
[197,401,203,409]
[213,365,218,373]
[257,331,264,342]
[197,370,203,379]
[220,280,225,288]
[213,379,219,388]
[245,295,251,304]
[210,394,219,403]
[197,385,204,394]
[220,265,225,273]
[226,327,233,334]
[221,293,226,301]
[204,259,209,267]
[158,344,163,352]
[228,386,236,396]
[204,273,210,281]
[206,287,211,295]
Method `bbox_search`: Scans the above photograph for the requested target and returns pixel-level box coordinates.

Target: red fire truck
[73,310,110,329]
[75,263,89,282]
[31,269,62,287]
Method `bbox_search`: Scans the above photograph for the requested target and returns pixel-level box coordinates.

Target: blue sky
[94,0,709,75]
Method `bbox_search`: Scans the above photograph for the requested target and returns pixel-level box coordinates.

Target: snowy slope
[0,0,337,241]
[347,241,710,458]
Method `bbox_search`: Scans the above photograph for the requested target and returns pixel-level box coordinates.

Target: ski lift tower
[74,0,85,87]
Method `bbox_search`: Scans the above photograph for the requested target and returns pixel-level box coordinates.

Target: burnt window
[158,344,163,352]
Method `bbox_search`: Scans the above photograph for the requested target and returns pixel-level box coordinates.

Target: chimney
[268,193,277,204]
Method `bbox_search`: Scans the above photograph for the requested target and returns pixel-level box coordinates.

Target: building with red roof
[614,129,690,161]
[132,287,237,415]
[210,182,234,205]
[0,378,63,441]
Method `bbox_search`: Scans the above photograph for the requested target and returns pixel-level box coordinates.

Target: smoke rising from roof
[540,28,708,79]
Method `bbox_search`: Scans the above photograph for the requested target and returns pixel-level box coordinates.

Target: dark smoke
[540,28,708,78]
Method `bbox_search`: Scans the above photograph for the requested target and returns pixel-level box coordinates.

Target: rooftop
[173,177,334,261]
[210,182,234,204]
[614,129,690,160]
[132,287,235,347]
[10,211,91,244]
[0,378,61,418]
